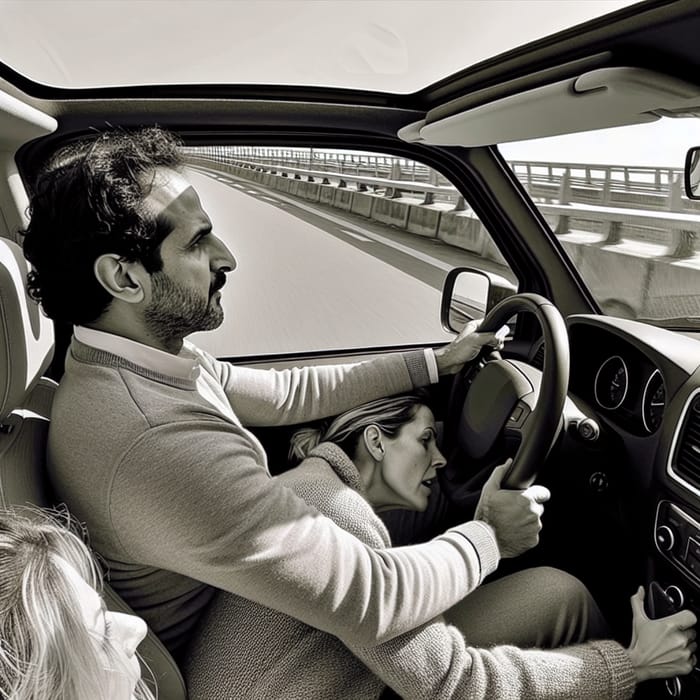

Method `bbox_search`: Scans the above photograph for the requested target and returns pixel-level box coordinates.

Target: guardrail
[185,150,700,259]
[185,146,696,209]
[223,158,463,206]
[184,150,700,319]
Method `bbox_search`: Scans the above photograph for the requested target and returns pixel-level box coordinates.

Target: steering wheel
[445,293,569,491]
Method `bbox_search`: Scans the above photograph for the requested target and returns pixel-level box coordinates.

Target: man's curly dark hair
[22,127,184,325]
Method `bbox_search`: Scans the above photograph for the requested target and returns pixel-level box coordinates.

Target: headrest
[0,238,54,420]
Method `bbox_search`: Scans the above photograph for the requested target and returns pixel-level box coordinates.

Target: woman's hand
[434,319,509,375]
[627,586,697,682]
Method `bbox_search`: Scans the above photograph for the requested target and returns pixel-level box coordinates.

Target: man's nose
[211,234,236,272]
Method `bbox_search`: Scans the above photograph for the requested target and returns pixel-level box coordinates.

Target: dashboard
[562,315,700,697]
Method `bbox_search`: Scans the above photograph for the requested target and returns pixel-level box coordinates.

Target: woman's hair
[22,126,184,325]
[0,506,154,700]
[289,392,431,463]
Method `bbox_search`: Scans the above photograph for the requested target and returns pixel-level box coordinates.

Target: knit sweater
[184,443,636,700]
[48,337,500,658]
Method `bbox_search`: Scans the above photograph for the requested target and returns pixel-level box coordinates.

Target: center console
[652,500,700,697]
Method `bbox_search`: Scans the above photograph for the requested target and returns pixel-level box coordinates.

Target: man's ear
[94,254,146,304]
[362,425,385,462]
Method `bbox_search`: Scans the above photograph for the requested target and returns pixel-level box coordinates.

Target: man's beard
[144,269,225,345]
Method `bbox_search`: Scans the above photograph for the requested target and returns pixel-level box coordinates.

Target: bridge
[183,146,700,321]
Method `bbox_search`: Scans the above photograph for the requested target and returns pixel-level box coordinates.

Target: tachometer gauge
[642,370,666,434]
[594,355,629,410]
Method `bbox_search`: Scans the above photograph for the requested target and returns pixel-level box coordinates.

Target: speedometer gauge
[594,355,629,410]
[642,370,665,434]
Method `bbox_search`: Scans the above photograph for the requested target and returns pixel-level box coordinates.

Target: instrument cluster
[593,354,666,434]
[566,322,672,438]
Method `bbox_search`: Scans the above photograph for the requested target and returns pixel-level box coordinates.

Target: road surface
[186,167,502,359]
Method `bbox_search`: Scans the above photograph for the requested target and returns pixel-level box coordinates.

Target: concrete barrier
[406,203,444,238]
[297,180,321,202]
[350,191,376,218]
[276,175,292,193]
[437,210,487,255]
[333,187,354,212]
[558,234,657,317]
[371,196,412,229]
[319,184,336,206]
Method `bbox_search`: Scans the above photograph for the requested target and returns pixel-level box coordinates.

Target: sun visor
[408,67,700,146]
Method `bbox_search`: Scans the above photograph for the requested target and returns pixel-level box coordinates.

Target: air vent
[671,394,700,493]
[531,341,545,370]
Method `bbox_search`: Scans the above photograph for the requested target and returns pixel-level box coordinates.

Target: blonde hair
[289,392,430,462]
[0,506,155,700]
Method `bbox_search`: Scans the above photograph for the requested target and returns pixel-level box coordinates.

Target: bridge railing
[184,147,700,318]
[184,147,700,259]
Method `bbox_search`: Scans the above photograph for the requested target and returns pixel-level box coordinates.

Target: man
[22,127,592,664]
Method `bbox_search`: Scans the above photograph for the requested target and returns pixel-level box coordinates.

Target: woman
[184,394,697,699]
[0,507,153,700]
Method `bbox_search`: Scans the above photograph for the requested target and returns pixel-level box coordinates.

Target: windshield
[500,117,700,329]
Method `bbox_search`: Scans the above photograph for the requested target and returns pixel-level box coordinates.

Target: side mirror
[684,146,700,199]
[440,267,517,333]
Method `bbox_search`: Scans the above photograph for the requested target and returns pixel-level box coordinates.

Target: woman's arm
[352,617,635,700]
[284,457,636,700]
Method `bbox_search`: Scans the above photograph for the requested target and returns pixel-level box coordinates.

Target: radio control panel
[654,501,700,588]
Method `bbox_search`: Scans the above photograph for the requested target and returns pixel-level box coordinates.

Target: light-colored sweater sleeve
[109,419,499,649]
[352,618,635,700]
[207,350,432,426]
[283,452,636,700]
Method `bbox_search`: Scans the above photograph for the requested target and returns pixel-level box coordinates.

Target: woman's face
[373,405,446,512]
[56,556,147,699]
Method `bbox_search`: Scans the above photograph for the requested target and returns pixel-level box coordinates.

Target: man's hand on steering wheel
[434,319,509,375]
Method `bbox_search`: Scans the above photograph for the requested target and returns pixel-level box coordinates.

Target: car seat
[0,237,187,699]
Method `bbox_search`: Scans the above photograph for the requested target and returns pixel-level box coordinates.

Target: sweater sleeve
[109,419,499,648]
[350,618,636,700]
[283,458,636,700]
[209,350,431,426]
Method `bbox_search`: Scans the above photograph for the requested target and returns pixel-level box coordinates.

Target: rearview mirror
[685,146,700,199]
[441,268,517,333]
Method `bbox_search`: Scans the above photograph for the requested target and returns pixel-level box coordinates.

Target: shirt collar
[73,326,200,381]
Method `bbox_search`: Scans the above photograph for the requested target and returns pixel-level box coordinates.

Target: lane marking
[339,229,372,242]
[283,198,454,272]
[193,165,453,272]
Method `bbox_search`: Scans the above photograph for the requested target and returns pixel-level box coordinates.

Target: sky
[0,0,684,168]
[501,117,700,169]
[0,0,640,91]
